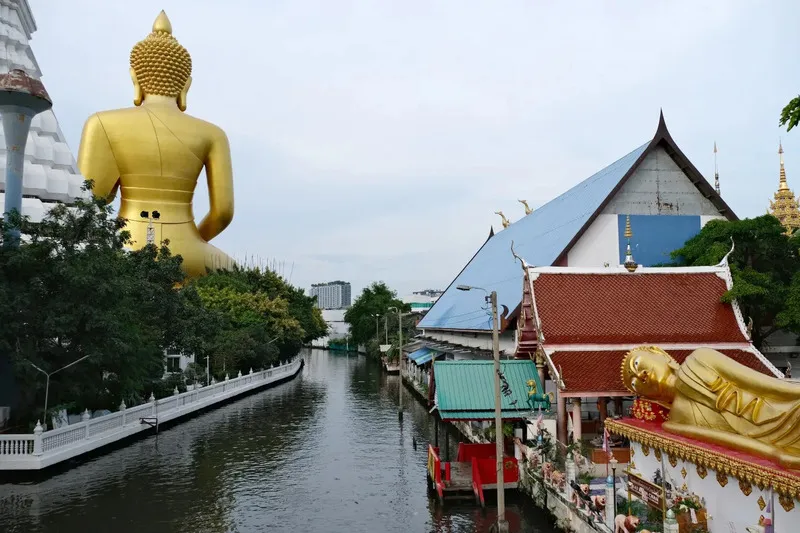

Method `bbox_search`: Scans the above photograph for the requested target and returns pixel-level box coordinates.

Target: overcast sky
[30,0,800,298]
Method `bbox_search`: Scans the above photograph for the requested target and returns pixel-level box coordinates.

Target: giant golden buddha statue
[622,346,800,469]
[77,11,235,278]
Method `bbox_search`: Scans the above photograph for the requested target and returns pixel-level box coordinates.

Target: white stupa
[0,1,85,223]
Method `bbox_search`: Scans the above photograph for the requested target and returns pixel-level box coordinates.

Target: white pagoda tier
[0,0,85,223]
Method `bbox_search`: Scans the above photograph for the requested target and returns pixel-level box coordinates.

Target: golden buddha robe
[664,349,800,468]
[78,105,235,278]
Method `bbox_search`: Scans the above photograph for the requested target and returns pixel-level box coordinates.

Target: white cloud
[29,0,800,296]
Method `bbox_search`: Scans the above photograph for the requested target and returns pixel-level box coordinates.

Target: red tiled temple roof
[552,349,772,393]
[533,272,746,345]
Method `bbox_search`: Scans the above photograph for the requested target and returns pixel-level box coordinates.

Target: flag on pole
[603,428,613,460]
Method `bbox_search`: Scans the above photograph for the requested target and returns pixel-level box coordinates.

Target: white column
[565,452,576,500]
[572,398,582,443]
[604,475,615,529]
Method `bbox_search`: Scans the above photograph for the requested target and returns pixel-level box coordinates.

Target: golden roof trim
[605,418,800,499]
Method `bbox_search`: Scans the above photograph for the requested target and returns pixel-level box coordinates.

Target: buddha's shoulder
[88,108,227,138]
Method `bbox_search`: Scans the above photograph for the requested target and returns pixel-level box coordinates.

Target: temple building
[0,0,86,222]
[417,112,735,357]
[769,142,800,234]
[514,250,781,446]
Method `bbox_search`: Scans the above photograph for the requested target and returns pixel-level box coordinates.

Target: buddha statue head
[621,346,680,405]
[130,11,192,111]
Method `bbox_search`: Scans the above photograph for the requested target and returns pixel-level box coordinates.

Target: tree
[344,282,410,354]
[0,187,188,419]
[670,215,800,348]
[781,96,800,132]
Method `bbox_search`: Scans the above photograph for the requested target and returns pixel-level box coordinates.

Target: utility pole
[398,308,403,421]
[456,285,507,533]
[384,314,388,344]
[490,290,508,533]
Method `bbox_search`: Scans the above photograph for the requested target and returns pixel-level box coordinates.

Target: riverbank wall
[0,358,304,472]
[400,369,612,533]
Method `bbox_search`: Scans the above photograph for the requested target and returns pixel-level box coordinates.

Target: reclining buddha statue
[77,11,235,278]
[621,346,800,469]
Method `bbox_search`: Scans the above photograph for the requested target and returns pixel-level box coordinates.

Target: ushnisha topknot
[620,345,677,394]
[130,11,192,99]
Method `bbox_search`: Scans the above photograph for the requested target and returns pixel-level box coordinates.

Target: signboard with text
[627,471,664,510]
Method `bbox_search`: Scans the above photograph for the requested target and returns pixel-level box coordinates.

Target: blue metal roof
[418,142,650,331]
[407,348,432,363]
[416,350,444,365]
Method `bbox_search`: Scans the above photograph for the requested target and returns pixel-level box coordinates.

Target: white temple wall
[422,329,516,358]
[566,214,619,267]
[630,441,800,532]
[602,147,720,216]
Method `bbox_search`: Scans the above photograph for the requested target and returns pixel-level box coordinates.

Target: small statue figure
[78,11,235,278]
[787,360,792,379]
[622,346,800,468]
[614,514,639,533]
[518,199,532,215]
[494,211,510,228]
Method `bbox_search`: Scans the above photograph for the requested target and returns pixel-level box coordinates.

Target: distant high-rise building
[310,281,351,309]
[403,289,443,314]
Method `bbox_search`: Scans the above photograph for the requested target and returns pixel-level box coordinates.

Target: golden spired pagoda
[769,142,800,235]
[77,11,235,278]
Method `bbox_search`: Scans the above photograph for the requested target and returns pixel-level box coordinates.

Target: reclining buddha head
[129,11,193,111]
[621,346,679,405]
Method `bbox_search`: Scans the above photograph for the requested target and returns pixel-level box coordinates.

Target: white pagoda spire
[0,0,86,223]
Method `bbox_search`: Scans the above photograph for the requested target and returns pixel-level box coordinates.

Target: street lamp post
[24,354,92,429]
[609,456,618,517]
[456,284,507,533]
[389,306,403,421]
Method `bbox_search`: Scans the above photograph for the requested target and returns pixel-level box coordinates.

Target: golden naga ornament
[77,11,235,278]
[622,346,800,470]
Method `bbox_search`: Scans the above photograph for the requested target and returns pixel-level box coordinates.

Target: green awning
[433,359,549,421]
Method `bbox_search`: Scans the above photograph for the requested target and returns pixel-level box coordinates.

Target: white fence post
[120,400,126,426]
[82,409,91,439]
[33,421,43,456]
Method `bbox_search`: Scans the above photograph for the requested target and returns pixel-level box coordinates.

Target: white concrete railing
[0,358,302,471]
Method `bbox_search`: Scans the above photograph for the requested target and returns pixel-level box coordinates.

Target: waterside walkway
[0,358,303,471]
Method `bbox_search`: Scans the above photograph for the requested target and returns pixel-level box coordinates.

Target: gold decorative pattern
[780,494,796,512]
[681,467,688,479]
[654,448,662,461]
[642,444,650,457]
[770,142,800,235]
[758,495,766,511]
[606,419,800,499]
[669,455,678,468]
[681,482,688,492]
[739,479,753,496]
[697,464,707,479]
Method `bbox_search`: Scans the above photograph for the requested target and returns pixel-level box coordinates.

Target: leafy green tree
[670,215,800,348]
[781,96,800,132]
[344,282,410,356]
[0,189,187,420]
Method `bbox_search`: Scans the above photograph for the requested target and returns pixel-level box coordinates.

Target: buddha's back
[77,11,235,278]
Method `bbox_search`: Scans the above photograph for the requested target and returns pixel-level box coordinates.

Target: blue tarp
[407,348,432,364]
[416,351,444,365]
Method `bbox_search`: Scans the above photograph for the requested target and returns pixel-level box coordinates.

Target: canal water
[0,349,557,533]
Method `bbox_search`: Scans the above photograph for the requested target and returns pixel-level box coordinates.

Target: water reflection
[0,349,555,533]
